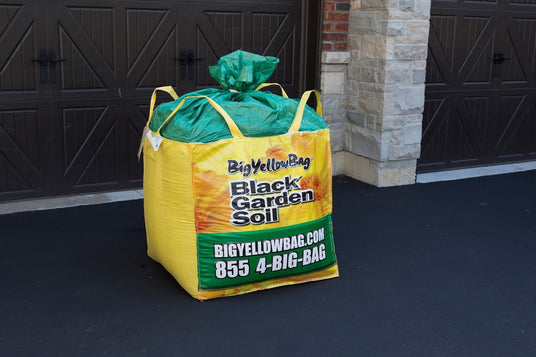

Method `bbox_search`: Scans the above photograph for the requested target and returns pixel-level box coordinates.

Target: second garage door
[419,0,536,172]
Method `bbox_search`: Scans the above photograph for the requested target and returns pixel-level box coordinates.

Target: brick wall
[320,1,351,165]
[322,0,350,51]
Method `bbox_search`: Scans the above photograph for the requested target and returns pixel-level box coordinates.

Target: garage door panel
[125,104,149,131]
[463,31,494,84]
[254,13,294,56]
[126,9,179,90]
[0,23,38,92]
[458,17,495,82]
[464,96,490,144]
[258,13,298,89]
[461,16,491,62]
[501,28,530,83]
[73,122,119,187]
[126,8,168,71]
[61,105,117,185]
[206,11,244,49]
[429,15,455,71]
[420,97,480,169]
[1,109,43,164]
[127,119,143,183]
[58,25,106,90]
[0,4,21,35]
[420,0,536,172]
[0,5,40,94]
[0,151,34,195]
[137,27,178,89]
[453,97,486,153]
[195,26,222,88]
[422,98,445,138]
[427,17,455,84]
[497,95,536,156]
[0,4,33,64]
[124,103,148,184]
[68,6,115,70]
[0,109,48,195]
[426,48,447,84]
[510,18,536,78]
[195,10,236,57]
[252,13,287,54]
[496,95,526,154]
[56,6,119,93]
[271,29,297,87]
[62,106,108,169]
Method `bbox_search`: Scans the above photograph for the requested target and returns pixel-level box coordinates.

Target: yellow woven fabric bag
[141,86,338,300]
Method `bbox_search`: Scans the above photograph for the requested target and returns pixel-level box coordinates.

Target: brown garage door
[419,0,536,173]
[0,0,319,201]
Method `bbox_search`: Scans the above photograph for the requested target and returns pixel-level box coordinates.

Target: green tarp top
[149,50,326,143]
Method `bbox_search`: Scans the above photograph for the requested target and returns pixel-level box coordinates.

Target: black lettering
[231,211,250,226]
[250,212,265,225]
[231,196,250,210]
[274,191,289,206]
[250,197,265,209]
[271,179,285,192]
[288,192,302,204]
[249,179,257,195]
[284,175,302,190]
[251,159,262,175]
[230,181,249,195]
[288,153,298,167]
[227,160,240,174]
[265,196,276,207]
[301,189,315,203]
[243,163,252,177]
[257,182,271,194]
[303,157,311,170]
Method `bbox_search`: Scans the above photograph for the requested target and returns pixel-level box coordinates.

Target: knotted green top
[148,51,326,143]
[208,50,279,92]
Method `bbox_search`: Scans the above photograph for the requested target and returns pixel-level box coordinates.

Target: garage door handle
[187,50,203,65]
[490,51,509,78]
[48,49,67,65]
[31,49,49,83]
[175,50,189,80]
[187,50,203,80]
[175,50,188,65]
[175,50,203,80]
[174,50,203,65]
[48,49,66,84]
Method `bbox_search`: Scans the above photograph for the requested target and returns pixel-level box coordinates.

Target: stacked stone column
[342,0,430,186]
[320,52,350,175]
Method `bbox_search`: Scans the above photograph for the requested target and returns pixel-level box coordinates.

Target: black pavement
[1,171,535,356]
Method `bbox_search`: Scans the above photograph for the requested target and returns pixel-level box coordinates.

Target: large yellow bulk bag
[140,52,338,300]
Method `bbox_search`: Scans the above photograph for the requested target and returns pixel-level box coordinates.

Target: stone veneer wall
[344,0,430,186]
[321,51,350,176]
[321,1,351,175]
[320,0,431,186]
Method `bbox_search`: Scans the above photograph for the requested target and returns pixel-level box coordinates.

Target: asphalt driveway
[1,171,535,356]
